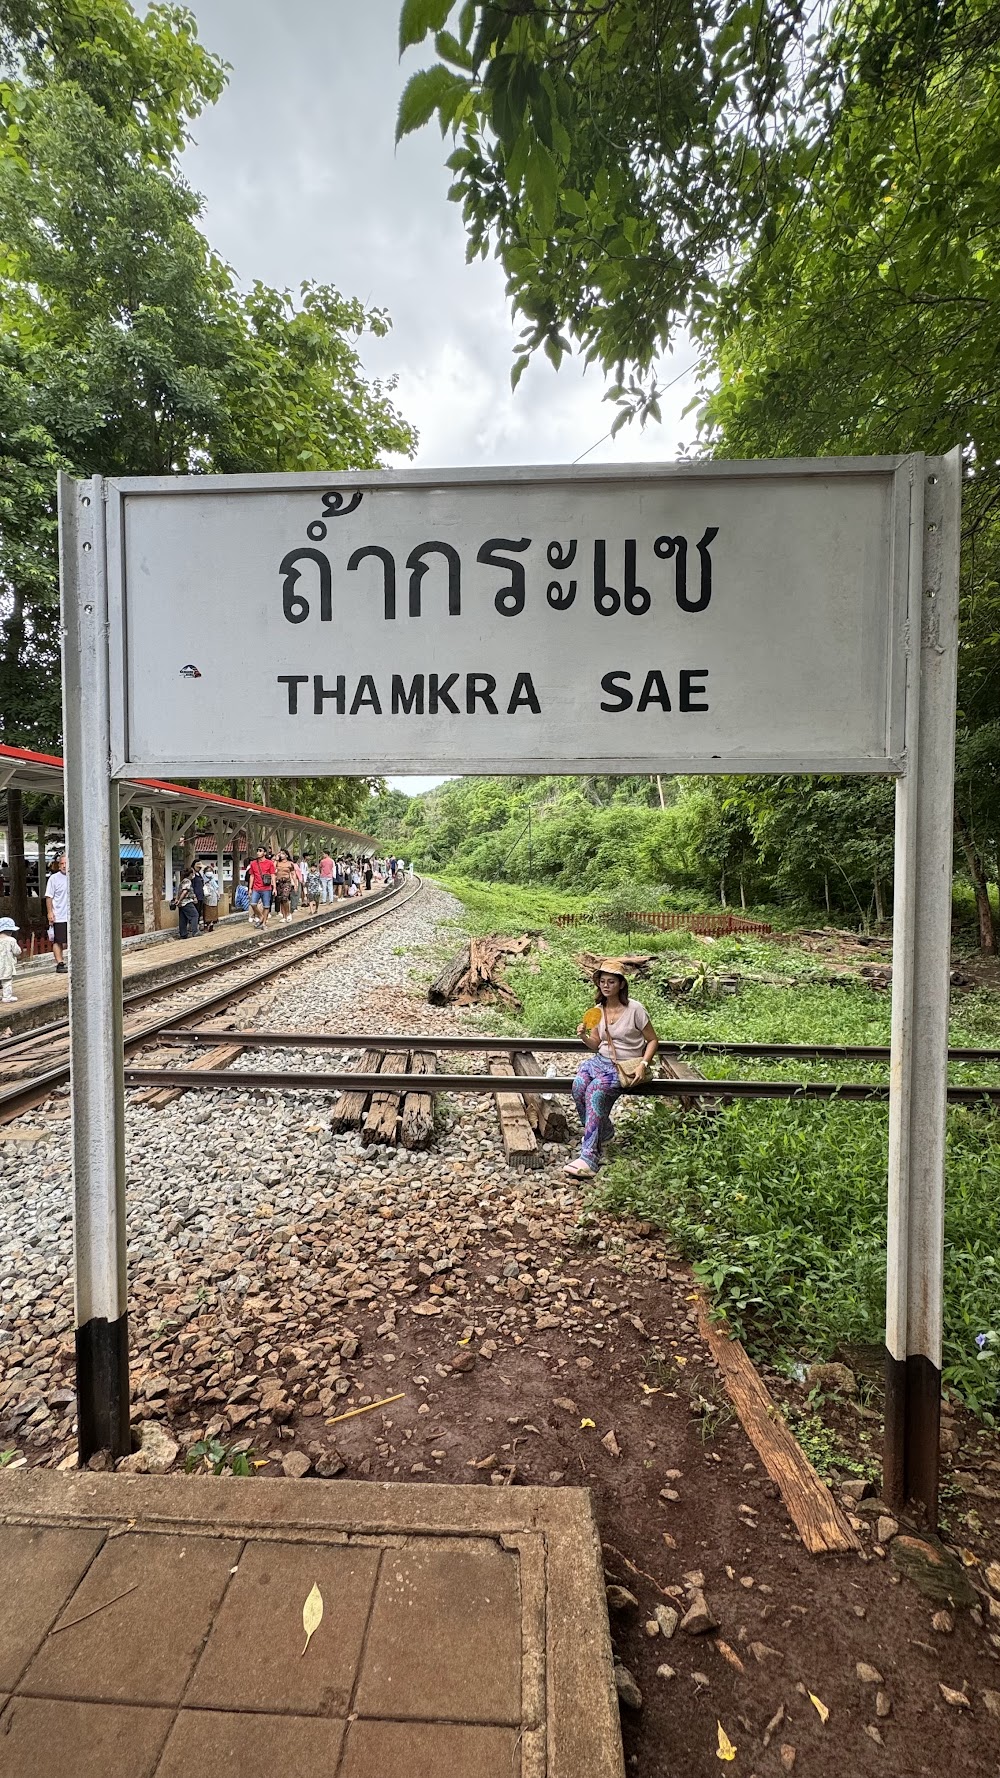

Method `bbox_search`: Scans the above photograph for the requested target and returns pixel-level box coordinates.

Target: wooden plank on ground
[132,1041,245,1107]
[0,1045,70,1082]
[488,1055,541,1170]
[401,1049,437,1150]
[330,1047,383,1133]
[511,1049,570,1143]
[362,1050,410,1145]
[696,1293,861,1557]
[660,1054,721,1113]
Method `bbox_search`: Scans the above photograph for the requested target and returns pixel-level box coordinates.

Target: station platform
[0,901,372,1039]
[0,1470,622,1778]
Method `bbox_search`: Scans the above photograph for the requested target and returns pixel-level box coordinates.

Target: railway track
[0,875,424,1124]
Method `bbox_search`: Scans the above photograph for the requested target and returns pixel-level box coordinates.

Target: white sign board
[106,459,912,779]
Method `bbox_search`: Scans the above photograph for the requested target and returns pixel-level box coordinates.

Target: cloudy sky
[182,3,698,788]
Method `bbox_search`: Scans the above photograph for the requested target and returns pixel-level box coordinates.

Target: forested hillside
[369,773,908,924]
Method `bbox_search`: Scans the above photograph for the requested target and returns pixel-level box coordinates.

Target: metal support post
[59,472,130,1462]
[141,805,155,932]
[163,810,174,902]
[214,821,226,909]
[884,449,961,1523]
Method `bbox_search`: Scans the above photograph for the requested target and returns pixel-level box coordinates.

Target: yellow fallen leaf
[457,1336,471,1346]
[674,1355,687,1367]
[581,1418,595,1428]
[716,1721,737,1761]
[809,1691,830,1724]
[639,1383,661,1396]
[301,1582,323,1656]
[251,1459,270,1469]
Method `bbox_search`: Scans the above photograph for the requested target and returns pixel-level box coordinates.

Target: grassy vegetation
[440,876,1000,1418]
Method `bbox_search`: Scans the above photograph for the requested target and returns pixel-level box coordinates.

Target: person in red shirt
[247,847,275,929]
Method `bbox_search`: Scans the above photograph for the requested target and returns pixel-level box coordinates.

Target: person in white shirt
[0,917,21,1002]
[201,864,221,930]
[45,853,70,974]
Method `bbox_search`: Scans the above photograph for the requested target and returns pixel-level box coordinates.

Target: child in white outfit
[0,917,21,1002]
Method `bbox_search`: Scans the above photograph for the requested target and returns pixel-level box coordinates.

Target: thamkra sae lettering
[276,669,710,717]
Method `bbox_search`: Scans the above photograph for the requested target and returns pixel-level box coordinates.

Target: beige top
[597,1000,651,1061]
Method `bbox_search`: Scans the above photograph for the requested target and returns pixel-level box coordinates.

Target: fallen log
[511,1049,570,1143]
[429,934,528,1007]
[456,934,525,1007]
[401,1049,437,1150]
[488,1054,541,1170]
[427,945,471,1005]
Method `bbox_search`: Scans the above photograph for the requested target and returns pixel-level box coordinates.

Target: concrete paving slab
[0,1525,104,1690]
[156,1710,345,1778]
[0,1471,624,1778]
[339,1719,525,1778]
[355,1537,522,1723]
[0,1698,171,1778]
[19,1530,241,1705]
[185,1540,380,1714]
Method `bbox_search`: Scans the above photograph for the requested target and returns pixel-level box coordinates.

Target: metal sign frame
[58,451,961,1523]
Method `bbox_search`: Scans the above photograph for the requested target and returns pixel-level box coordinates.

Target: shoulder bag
[602,1016,647,1090]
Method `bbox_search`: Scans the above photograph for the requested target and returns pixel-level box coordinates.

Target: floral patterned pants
[572,1055,621,1167]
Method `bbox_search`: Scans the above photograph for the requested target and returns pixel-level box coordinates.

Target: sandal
[564,1158,597,1179]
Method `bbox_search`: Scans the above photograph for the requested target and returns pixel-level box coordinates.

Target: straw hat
[592,957,627,982]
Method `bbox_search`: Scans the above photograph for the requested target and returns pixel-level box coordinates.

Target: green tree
[394,0,979,396]
[0,0,416,751]
[701,4,1000,945]
[201,776,387,834]
[395,0,816,404]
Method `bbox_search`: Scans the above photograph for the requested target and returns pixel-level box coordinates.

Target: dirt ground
[67,1179,1000,1777]
[258,1246,1000,1777]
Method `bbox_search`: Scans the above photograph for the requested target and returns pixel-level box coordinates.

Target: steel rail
[119,1066,1000,1104]
[0,878,423,1120]
[160,1027,1000,1064]
[0,883,412,1058]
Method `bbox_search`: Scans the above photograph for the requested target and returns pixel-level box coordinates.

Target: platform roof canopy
[0,743,379,854]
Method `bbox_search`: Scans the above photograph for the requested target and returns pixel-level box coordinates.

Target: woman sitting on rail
[564,960,658,1181]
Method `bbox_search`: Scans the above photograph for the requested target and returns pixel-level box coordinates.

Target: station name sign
[106,460,913,778]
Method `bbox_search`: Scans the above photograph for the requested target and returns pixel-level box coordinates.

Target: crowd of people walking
[172,848,403,938]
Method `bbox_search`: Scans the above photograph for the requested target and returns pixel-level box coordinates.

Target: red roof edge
[0,744,377,844]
